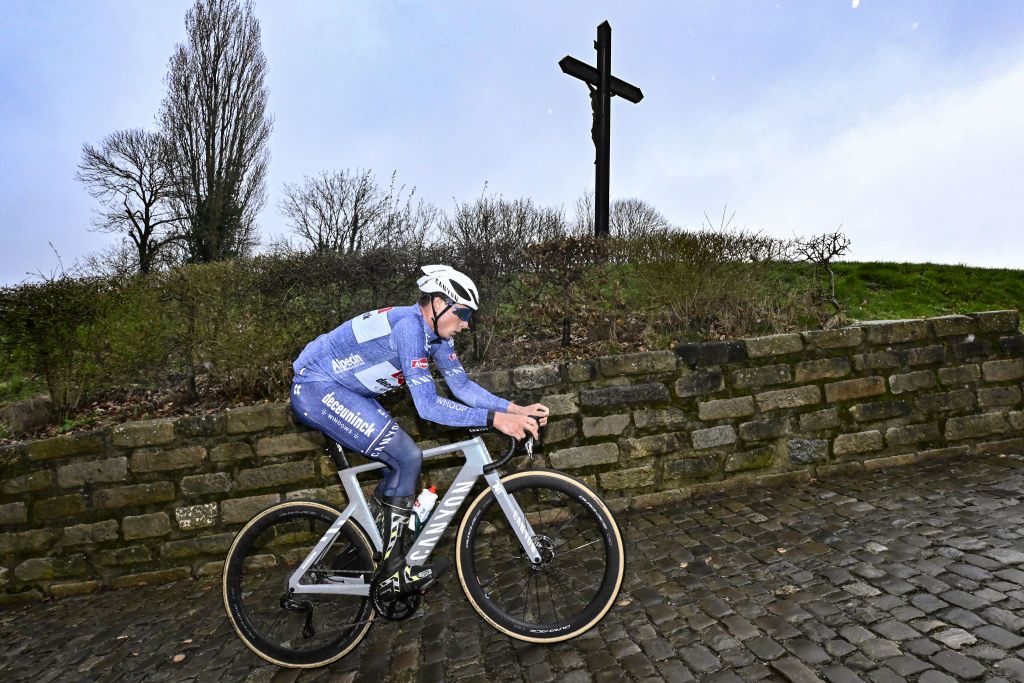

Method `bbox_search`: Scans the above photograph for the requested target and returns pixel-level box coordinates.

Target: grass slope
[835,262,1024,323]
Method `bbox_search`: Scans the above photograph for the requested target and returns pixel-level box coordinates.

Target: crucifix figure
[560,21,643,238]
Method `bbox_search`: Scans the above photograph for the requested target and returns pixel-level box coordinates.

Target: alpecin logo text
[321,392,376,437]
[331,354,363,374]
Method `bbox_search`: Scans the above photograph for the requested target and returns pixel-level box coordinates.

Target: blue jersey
[292,305,509,427]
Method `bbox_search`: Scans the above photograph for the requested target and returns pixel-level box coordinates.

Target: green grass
[835,262,1024,323]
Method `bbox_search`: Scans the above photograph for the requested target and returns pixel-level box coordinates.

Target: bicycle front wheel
[222,500,376,668]
[456,470,625,643]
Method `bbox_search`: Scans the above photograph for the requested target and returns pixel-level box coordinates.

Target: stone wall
[1,310,1022,604]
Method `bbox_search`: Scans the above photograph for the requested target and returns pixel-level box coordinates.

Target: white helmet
[417,265,480,311]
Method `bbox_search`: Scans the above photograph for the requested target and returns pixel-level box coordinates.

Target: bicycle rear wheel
[222,501,375,668]
[456,470,624,643]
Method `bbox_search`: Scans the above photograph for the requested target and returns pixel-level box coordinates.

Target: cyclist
[290,265,549,601]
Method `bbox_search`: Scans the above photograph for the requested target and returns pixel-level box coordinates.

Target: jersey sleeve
[393,318,491,427]
[432,340,511,413]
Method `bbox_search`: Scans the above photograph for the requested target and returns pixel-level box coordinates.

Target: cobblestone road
[3,454,1024,683]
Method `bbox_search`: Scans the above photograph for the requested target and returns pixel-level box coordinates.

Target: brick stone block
[949,338,992,361]
[160,532,235,559]
[1,471,53,494]
[14,553,88,582]
[565,360,595,382]
[87,542,140,564]
[255,432,324,458]
[237,461,315,491]
[755,386,821,412]
[824,377,886,403]
[889,370,936,395]
[744,333,803,358]
[619,432,686,458]
[633,408,688,430]
[863,319,930,344]
[795,358,851,383]
[56,457,128,489]
[802,327,863,350]
[511,364,561,389]
[916,390,976,415]
[885,423,942,446]
[470,369,511,393]
[110,567,191,589]
[982,358,1024,382]
[93,482,175,510]
[929,315,974,337]
[740,417,791,441]
[833,431,883,457]
[675,341,746,366]
[0,529,59,557]
[544,419,577,444]
[1009,410,1024,431]
[787,439,829,464]
[698,396,755,421]
[692,425,737,449]
[945,413,1011,441]
[549,443,619,470]
[175,414,225,437]
[907,345,946,366]
[665,455,720,478]
[62,520,119,546]
[33,494,87,521]
[725,446,774,473]
[853,350,903,372]
[848,400,911,422]
[540,392,579,416]
[581,383,669,407]
[50,581,102,599]
[210,442,255,462]
[675,370,725,398]
[225,404,290,434]
[599,351,676,376]
[599,466,656,490]
[582,414,631,438]
[122,512,172,540]
[0,502,28,525]
[130,445,206,473]
[939,364,981,385]
[970,310,1020,333]
[111,419,175,448]
[978,386,1022,407]
[221,494,281,524]
[180,472,233,496]
[798,409,840,432]
[1000,334,1024,356]
[26,432,105,461]
[731,364,791,390]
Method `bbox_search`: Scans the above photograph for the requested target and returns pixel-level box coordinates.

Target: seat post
[325,440,352,470]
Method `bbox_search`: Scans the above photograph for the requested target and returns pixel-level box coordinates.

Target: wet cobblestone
[2,453,1024,682]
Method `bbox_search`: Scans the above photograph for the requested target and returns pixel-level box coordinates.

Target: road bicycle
[222,429,626,668]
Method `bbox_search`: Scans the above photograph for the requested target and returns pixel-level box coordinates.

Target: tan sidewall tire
[222,500,375,669]
[455,470,624,643]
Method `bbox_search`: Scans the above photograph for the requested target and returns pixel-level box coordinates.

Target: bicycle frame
[286,436,541,596]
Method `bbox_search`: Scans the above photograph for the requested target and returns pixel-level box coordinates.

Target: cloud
[635,52,1024,268]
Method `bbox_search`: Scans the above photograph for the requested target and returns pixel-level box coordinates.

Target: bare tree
[794,228,852,328]
[609,197,671,238]
[76,129,181,274]
[571,190,595,237]
[160,0,272,263]
[279,169,438,258]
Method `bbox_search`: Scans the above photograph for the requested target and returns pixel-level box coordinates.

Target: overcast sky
[2,0,1023,286]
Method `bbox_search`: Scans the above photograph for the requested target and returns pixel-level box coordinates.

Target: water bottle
[408,485,438,535]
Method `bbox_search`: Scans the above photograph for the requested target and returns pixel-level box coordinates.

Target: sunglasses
[451,306,474,322]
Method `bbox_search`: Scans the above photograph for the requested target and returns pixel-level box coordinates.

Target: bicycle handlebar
[482,433,533,474]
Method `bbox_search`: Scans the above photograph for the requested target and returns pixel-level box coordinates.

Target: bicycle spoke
[559,538,602,554]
